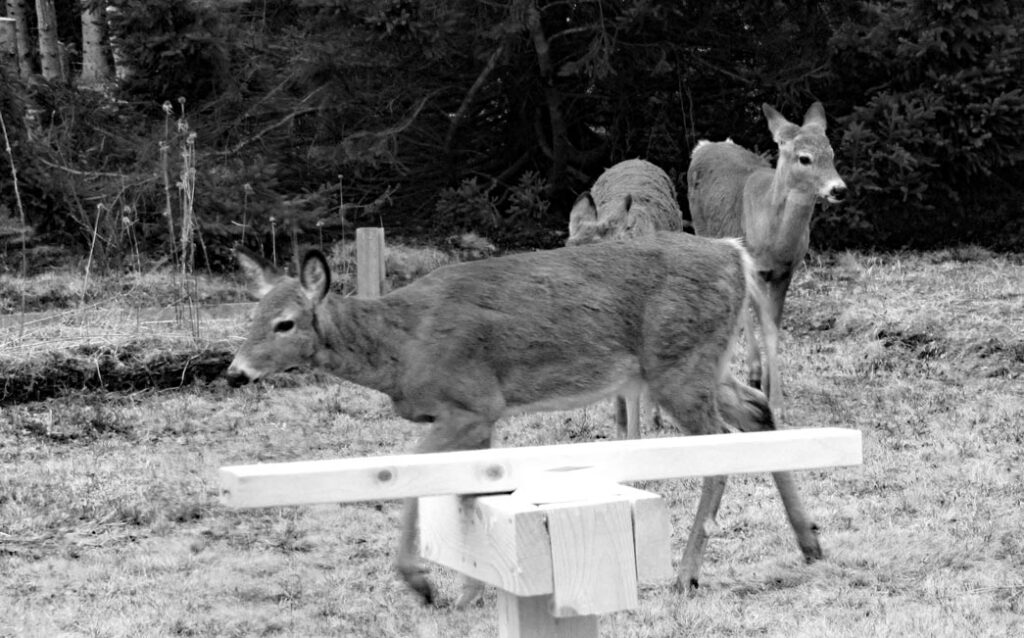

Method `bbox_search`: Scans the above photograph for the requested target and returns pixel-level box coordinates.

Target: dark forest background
[2,0,1023,272]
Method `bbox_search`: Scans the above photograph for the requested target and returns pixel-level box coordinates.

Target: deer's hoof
[799,523,823,563]
[676,574,700,597]
[454,578,485,610]
[398,563,438,606]
[802,542,824,563]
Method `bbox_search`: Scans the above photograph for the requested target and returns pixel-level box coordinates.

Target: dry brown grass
[1,249,1023,637]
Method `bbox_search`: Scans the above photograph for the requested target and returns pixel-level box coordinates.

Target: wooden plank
[420,483,671,595]
[219,427,862,508]
[497,593,598,638]
[544,498,637,617]
[355,227,385,298]
[511,470,672,585]
[614,485,674,583]
[419,495,553,596]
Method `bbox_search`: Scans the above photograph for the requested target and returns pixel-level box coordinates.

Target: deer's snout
[225,363,252,388]
[824,181,847,204]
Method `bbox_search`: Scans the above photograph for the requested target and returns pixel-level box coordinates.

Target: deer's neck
[312,296,410,396]
[746,163,817,268]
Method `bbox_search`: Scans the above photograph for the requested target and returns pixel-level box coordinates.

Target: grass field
[1,248,1023,637]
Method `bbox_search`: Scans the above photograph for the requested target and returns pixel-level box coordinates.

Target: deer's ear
[236,246,279,298]
[802,101,827,131]
[300,250,331,302]
[762,103,798,143]
[568,191,598,238]
[602,194,632,227]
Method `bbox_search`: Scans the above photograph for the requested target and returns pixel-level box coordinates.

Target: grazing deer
[226,235,821,606]
[567,158,687,247]
[687,101,847,409]
[566,158,689,439]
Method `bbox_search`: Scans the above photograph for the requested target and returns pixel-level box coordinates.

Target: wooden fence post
[356,227,385,298]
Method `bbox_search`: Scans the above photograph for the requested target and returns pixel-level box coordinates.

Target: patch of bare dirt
[0,340,233,405]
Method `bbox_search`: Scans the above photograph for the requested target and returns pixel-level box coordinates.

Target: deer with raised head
[687,101,847,409]
[225,234,821,606]
[566,158,689,439]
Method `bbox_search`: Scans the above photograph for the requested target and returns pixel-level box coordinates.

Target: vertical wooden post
[355,227,385,298]
[497,593,598,638]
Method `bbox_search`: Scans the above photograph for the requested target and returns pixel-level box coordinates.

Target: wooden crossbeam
[220,428,861,508]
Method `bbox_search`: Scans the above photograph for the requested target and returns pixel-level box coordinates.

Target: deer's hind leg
[744,308,764,392]
[718,376,821,563]
[651,372,821,592]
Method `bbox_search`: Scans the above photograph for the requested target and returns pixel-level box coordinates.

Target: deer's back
[591,159,686,232]
[382,233,747,412]
[687,141,770,238]
[404,232,744,316]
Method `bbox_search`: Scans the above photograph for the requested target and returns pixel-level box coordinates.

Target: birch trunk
[34,0,60,81]
[104,4,129,80]
[4,0,33,77]
[79,2,111,87]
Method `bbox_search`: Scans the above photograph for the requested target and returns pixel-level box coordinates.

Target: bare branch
[213,107,320,157]
[444,42,506,155]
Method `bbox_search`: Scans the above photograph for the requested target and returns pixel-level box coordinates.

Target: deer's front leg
[397,497,435,604]
[394,412,496,605]
[615,394,643,440]
[677,474,728,593]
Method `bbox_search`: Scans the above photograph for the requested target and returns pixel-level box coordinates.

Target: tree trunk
[4,0,34,77]
[79,2,111,88]
[34,0,60,81]
[104,4,130,80]
[525,2,568,193]
[0,17,15,60]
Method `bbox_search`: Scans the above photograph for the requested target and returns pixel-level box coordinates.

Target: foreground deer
[687,102,847,407]
[566,158,689,439]
[226,235,821,605]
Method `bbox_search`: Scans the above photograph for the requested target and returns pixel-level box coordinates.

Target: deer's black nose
[226,367,251,388]
[828,184,847,203]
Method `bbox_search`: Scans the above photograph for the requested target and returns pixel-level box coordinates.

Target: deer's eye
[274,320,295,333]
[798,155,813,166]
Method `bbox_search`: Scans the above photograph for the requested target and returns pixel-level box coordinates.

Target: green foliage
[823,0,1024,248]
[433,171,555,246]
[106,0,233,105]
[6,0,1024,259]
[501,171,555,245]
[433,178,500,233]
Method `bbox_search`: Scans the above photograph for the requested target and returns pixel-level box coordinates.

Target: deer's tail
[726,238,780,414]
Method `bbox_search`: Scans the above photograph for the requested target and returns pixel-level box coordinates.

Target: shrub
[107,0,233,106]
[823,0,1024,248]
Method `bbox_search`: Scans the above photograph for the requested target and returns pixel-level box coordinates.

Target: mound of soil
[0,340,233,405]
